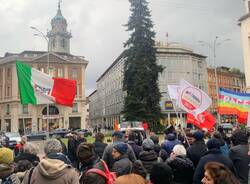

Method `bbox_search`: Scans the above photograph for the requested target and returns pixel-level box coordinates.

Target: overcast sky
[0,0,246,95]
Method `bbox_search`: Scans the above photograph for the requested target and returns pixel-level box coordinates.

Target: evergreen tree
[123,0,163,125]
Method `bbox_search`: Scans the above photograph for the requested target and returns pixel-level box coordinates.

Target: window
[72,68,77,79]
[48,67,55,77]
[22,105,28,114]
[6,86,11,97]
[7,68,11,77]
[61,39,65,48]
[39,67,45,73]
[52,38,56,47]
[6,104,10,115]
[58,68,64,77]
[198,61,202,69]
[72,103,78,113]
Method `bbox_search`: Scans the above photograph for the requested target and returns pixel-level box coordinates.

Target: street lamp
[199,36,230,125]
[30,26,50,134]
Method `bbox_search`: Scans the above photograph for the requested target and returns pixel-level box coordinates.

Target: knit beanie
[77,143,95,162]
[112,131,124,139]
[142,138,155,151]
[207,138,221,150]
[113,143,128,155]
[193,131,204,141]
[0,147,14,164]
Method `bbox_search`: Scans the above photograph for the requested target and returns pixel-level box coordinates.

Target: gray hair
[172,144,186,156]
[23,143,39,155]
[44,139,62,155]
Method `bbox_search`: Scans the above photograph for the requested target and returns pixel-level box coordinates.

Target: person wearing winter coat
[187,131,207,167]
[127,131,142,159]
[77,142,106,184]
[229,129,250,184]
[0,147,20,184]
[67,132,86,169]
[193,138,236,184]
[102,131,136,169]
[212,131,229,156]
[166,145,194,184]
[139,138,160,173]
[93,133,107,158]
[161,133,181,155]
[22,139,79,184]
[111,143,132,177]
[15,143,40,167]
[150,135,169,161]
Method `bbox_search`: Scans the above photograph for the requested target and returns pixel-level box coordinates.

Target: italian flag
[16,60,76,107]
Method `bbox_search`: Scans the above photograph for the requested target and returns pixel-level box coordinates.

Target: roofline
[239,13,250,22]
[88,90,97,98]
[96,52,125,82]
[156,51,207,58]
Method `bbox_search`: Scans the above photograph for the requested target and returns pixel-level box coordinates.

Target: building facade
[89,42,208,127]
[0,4,88,133]
[207,67,245,113]
[239,0,250,92]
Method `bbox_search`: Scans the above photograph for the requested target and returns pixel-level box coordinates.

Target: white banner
[167,85,180,100]
[177,79,212,117]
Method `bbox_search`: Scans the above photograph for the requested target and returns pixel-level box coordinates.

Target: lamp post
[199,37,230,125]
[30,26,50,134]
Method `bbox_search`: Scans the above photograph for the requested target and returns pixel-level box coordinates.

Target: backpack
[85,160,116,184]
[1,176,13,184]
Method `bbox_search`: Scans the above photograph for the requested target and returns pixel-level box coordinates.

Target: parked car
[0,131,8,147]
[4,132,21,149]
[26,131,47,140]
[75,129,92,137]
[52,128,70,138]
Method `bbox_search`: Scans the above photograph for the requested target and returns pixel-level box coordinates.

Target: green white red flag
[16,60,76,107]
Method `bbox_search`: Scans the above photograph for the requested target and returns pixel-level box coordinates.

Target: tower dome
[51,3,67,26]
[47,0,72,54]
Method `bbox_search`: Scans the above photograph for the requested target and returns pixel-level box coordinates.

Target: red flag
[113,119,119,131]
[142,121,149,131]
[187,111,215,132]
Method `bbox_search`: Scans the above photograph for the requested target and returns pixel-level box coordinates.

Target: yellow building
[0,3,88,133]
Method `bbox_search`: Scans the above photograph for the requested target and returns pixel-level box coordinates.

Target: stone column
[81,101,86,129]
[12,63,18,101]
[11,103,19,132]
[31,105,38,132]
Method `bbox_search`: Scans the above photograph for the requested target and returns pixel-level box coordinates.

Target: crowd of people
[0,126,249,184]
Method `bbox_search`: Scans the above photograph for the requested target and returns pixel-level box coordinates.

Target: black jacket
[14,152,40,166]
[93,141,107,158]
[187,140,207,167]
[139,150,159,173]
[111,155,132,177]
[127,141,142,159]
[229,144,250,184]
[193,148,236,184]
[166,156,194,184]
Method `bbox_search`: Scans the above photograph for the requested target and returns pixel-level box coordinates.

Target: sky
[0,0,246,95]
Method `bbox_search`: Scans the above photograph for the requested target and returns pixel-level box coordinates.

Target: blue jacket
[193,148,236,184]
[162,139,181,155]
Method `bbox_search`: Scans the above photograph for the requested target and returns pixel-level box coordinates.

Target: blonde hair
[114,174,147,184]
[173,144,186,156]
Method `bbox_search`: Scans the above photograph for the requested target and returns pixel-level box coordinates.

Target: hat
[142,138,155,150]
[193,131,204,141]
[77,143,95,162]
[0,147,14,164]
[167,133,176,141]
[207,138,221,150]
[112,131,123,139]
[114,143,128,155]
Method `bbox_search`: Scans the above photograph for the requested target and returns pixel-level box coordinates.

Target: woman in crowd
[93,132,108,158]
[114,174,147,184]
[201,162,239,184]
[166,144,194,184]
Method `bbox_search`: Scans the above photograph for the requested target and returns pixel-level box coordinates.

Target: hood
[47,153,71,165]
[37,158,69,179]
[139,150,158,161]
[0,164,14,179]
[167,133,176,141]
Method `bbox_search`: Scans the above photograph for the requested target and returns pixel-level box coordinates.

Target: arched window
[42,105,59,115]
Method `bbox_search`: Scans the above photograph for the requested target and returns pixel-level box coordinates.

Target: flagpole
[30,26,50,136]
